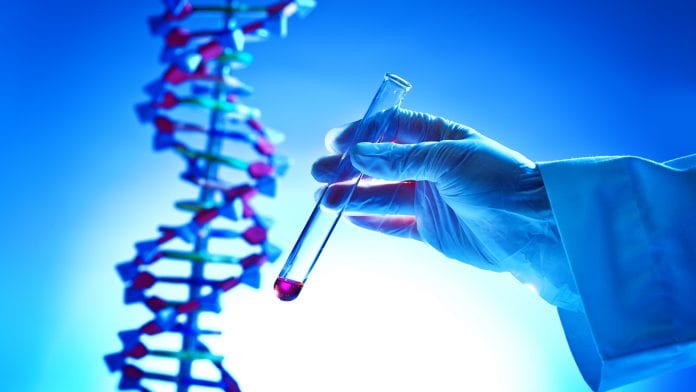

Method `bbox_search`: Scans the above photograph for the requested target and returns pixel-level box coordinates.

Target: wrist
[518,163,556,221]
[505,163,581,310]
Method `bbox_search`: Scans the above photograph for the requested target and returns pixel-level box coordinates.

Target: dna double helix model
[105,1,314,390]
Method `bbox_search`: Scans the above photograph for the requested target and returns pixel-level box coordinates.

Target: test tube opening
[385,72,412,91]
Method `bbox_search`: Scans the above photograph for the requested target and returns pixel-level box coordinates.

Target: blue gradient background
[1,0,695,391]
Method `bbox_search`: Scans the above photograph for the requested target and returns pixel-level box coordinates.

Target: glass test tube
[274,73,412,301]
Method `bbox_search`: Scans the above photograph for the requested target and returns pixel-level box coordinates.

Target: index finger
[327,108,476,154]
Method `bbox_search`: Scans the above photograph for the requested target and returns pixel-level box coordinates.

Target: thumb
[350,141,445,182]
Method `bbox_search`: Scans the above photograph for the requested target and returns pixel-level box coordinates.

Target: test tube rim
[384,73,412,91]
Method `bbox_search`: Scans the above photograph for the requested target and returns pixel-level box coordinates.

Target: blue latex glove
[312,108,580,309]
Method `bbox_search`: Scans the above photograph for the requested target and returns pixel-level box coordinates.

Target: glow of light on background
[54,170,563,392]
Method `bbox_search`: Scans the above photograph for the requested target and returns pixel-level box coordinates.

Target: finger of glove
[311,154,360,183]
[322,181,415,215]
[346,215,419,239]
[351,141,445,182]
[328,108,474,154]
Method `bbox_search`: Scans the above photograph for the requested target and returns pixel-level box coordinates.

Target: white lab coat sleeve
[537,154,696,391]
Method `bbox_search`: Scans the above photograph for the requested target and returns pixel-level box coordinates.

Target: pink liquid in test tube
[273,277,304,301]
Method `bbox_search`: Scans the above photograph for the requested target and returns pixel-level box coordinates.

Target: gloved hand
[312,108,580,310]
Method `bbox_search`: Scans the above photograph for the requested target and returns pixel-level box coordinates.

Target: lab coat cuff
[537,156,696,391]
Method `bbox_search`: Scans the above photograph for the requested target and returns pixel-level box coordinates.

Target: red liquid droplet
[274,277,303,301]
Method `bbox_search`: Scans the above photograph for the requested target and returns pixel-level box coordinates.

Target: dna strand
[105,1,315,391]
